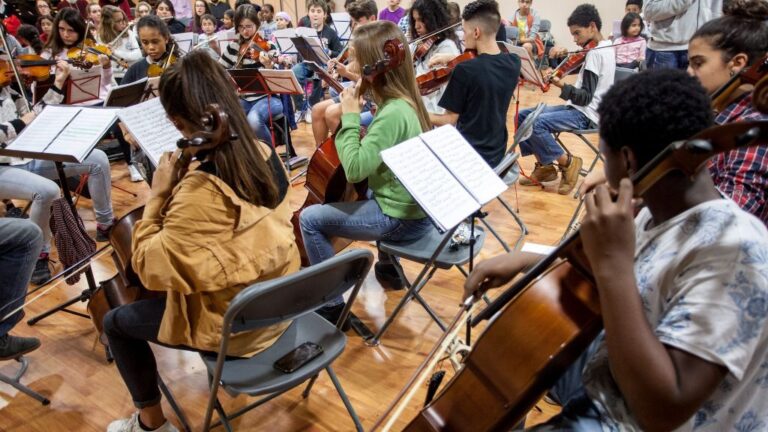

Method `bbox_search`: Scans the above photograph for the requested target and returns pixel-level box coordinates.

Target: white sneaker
[304,109,312,124]
[128,164,143,183]
[107,412,178,432]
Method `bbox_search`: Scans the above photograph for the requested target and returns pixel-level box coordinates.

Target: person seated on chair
[0,217,43,360]
[0,62,73,285]
[517,3,615,195]
[299,20,433,325]
[310,0,377,145]
[466,68,768,432]
[428,0,521,168]
[219,5,284,145]
[512,0,543,61]
[103,51,300,432]
[581,0,768,227]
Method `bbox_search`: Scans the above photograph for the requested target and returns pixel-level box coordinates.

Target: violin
[375,120,768,431]
[235,33,273,67]
[85,40,130,69]
[412,36,437,62]
[0,54,92,86]
[291,39,406,265]
[541,39,598,92]
[87,105,237,355]
[711,53,768,113]
[416,49,476,96]
[147,48,179,78]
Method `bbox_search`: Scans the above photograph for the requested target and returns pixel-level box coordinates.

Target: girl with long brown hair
[103,50,299,432]
[299,20,432,326]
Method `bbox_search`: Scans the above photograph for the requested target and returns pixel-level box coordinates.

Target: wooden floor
[0,78,600,431]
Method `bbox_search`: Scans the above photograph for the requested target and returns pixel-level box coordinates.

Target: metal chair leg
[326,366,364,432]
[158,376,191,432]
[0,357,49,405]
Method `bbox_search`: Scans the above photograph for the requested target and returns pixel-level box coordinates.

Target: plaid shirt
[709,92,768,226]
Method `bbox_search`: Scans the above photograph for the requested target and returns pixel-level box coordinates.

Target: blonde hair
[352,20,431,131]
[98,5,125,43]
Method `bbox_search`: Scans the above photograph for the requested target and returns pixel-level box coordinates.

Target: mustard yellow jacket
[132,169,300,357]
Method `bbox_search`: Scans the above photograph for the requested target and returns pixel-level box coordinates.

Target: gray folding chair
[560,67,638,240]
[477,152,528,252]
[505,26,518,43]
[0,356,49,405]
[369,223,486,346]
[199,249,373,432]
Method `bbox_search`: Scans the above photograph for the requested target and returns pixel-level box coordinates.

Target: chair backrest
[614,67,637,83]
[505,26,518,42]
[223,249,373,334]
[539,19,551,33]
[512,102,545,149]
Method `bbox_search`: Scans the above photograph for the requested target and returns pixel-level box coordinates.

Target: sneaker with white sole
[128,164,143,182]
[107,412,179,432]
[304,109,312,124]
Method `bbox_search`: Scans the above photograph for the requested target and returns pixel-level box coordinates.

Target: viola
[87,105,237,354]
[541,39,598,92]
[711,53,768,113]
[376,120,768,431]
[416,49,476,96]
[412,36,437,62]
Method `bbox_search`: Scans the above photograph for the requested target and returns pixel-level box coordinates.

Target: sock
[137,416,161,431]
[39,252,49,260]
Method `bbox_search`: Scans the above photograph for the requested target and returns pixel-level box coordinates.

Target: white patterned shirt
[582,199,768,431]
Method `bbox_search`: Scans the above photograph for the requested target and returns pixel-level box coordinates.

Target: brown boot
[558,155,583,195]
[519,162,558,186]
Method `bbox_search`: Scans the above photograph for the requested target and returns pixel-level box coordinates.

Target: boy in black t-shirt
[429,0,520,168]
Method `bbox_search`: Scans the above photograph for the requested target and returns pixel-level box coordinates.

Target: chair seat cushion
[379,225,486,269]
[200,313,346,396]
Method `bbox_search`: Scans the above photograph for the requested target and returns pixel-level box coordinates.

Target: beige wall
[263,0,626,49]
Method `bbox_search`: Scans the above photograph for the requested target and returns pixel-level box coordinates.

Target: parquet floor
[0,77,599,431]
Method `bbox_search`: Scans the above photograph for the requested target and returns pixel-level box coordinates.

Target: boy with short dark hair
[429,0,521,168]
[468,68,768,431]
[517,3,615,195]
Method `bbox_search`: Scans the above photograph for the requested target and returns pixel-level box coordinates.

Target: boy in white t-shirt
[466,69,768,430]
[517,4,615,195]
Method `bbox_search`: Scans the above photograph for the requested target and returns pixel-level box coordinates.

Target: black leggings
[103,298,201,408]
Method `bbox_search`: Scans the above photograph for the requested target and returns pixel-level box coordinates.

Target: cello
[373,117,768,430]
[291,38,406,265]
[87,105,237,354]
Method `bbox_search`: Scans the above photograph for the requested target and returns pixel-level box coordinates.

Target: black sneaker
[30,256,51,285]
[315,303,352,331]
[374,262,405,290]
[0,334,41,360]
[96,220,115,242]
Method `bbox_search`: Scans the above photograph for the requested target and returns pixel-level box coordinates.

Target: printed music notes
[117,98,182,167]
[381,125,508,231]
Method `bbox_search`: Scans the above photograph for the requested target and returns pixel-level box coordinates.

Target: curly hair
[598,69,714,166]
[691,0,768,64]
[567,4,602,31]
[409,0,458,46]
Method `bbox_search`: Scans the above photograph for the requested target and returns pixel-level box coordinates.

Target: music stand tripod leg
[27,161,100,326]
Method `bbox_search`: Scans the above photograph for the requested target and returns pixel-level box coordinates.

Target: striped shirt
[218,39,273,102]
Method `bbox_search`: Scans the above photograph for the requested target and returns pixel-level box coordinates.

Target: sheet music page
[4,105,79,153]
[330,13,351,40]
[381,137,479,231]
[171,32,196,53]
[46,108,119,161]
[421,125,507,205]
[295,27,318,38]
[501,43,544,88]
[117,98,181,167]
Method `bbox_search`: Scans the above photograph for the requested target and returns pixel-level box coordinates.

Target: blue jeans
[299,199,432,305]
[22,149,114,225]
[0,166,60,252]
[0,219,43,335]
[518,105,593,165]
[292,62,325,109]
[645,48,688,70]
[240,96,283,144]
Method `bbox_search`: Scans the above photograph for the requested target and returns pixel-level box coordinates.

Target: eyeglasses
[237,24,256,31]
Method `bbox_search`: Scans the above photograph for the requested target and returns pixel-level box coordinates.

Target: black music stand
[227,68,308,170]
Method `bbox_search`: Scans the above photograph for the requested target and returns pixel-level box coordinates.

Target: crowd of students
[0,0,767,431]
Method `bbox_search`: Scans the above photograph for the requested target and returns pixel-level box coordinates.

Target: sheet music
[259,68,303,94]
[46,108,119,161]
[381,137,479,231]
[104,77,148,107]
[172,32,196,53]
[5,105,78,153]
[117,98,181,167]
[421,125,507,205]
[330,13,351,41]
[274,28,298,53]
[293,36,330,65]
[501,43,544,88]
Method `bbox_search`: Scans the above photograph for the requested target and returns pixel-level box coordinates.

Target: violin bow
[408,21,462,46]
[371,298,476,432]
[0,25,31,112]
